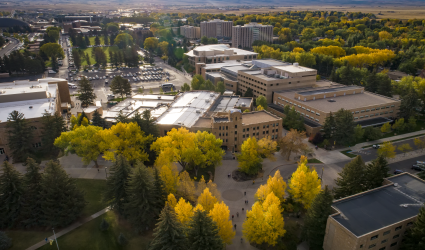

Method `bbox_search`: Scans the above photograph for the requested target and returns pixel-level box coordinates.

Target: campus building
[180,25,201,39]
[0,78,71,159]
[323,173,425,250]
[200,19,233,39]
[232,22,273,49]
[155,91,281,152]
[185,44,258,67]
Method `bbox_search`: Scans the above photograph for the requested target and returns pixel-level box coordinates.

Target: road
[0,37,20,57]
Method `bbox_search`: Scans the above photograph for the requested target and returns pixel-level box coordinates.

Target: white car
[372,144,381,149]
[48,70,56,74]
[107,94,115,99]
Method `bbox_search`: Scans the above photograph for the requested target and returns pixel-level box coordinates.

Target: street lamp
[52,228,60,250]
[105,167,108,178]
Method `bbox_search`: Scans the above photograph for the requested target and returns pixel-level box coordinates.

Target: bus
[161,83,174,89]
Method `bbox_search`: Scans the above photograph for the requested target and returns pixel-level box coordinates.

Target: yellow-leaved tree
[243,192,286,246]
[258,136,278,161]
[208,202,235,245]
[196,175,207,196]
[197,188,218,212]
[166,193,177,208]
[174,197,193,227]
[206,180,222,202]
[157,163,180,194]
[99,122,152,164]
[255,170,287,202]
[237,137,263,175]
[288,156,321,209]
[377,141,396,159]
[177,171,196,202]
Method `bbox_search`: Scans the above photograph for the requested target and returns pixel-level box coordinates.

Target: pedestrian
[244,191,246,196]
[98,169,99,172]
[241,238,243,243]
[246,200,248,204]
[232,215,234,220]
[234,224,236,229]
[236,212,239,217]
[252,180,255,185]
[227,173,230,178]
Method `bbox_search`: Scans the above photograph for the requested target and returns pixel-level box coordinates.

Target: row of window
[277,98,321,116]
[367,241,398,249]
[354,111,393,120]
[218,129,279,138]
[362,223,414,249]
[353,105,395,114]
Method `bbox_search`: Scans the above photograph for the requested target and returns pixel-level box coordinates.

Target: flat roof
[276,87,399,113]
[252,59,291,68]
[242,110,280,125]
[192,117,212,128]
[273,65,316,73]
[186,44,257,56]
[355,117,393,127]
[156,91,220,127]
[332,174,425,237]
[298,86,360,96]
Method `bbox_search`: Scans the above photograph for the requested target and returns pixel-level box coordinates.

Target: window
[383,230,391,236]
[393,235,399,239]
[379,248,386,250]
[395,226,402,231]
[390,242,397,247]
[219,133,221,136]
[366,109,370,112]
[266,131,269,134]
[355,111,360,114]
[360,116,364,118]
[253,133,255,136]
[371,235,379,240]
[247,128,249,132]
[30,126,37,130]
[407,222,413,226]
[263,131,265,134]
[360,244,363,248]
[257,126,259,130]
[371,108,375,111]
[272,129,275,133]
[219,126,221,130]
[226,132,228,136]
[361,110,365,113]
[376,107,380,110]
[354,117,359,120]
[243,135,245,138]
[263,125,265,129]
[235,137,237,141]
[235,125,237,129]
[243,128,246,132]
[369,244,376,248]
[381,239,387,244]
[276,129,278,133]
[226,139,228,142]
[226,126,228,130]
[267,125,269,128]
[253,127,256,130]
[235,131,237,135]
[256,132,259,136]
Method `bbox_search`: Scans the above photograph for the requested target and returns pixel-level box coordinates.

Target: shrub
[99,219,110,231]
[0,231,12,250]
[117,233,128,246]
[311,132,324,145]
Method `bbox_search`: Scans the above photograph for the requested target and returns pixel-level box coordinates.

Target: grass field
[340,150,358,158]
[307,158,323,163]
[38,211,153,250]
[5,179,107,250]
[75,45,120,66]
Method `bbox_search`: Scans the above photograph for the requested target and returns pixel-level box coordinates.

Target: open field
[75,46,119,66]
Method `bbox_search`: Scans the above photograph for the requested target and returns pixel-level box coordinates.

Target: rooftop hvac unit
[241,103,246,107]
[157,96,162,99]
[0,90,5,94]
[293,62,299,67]
[209,93,214,97]
[29,106,33,109]
[205,99,210,103]
[196,109,201,113]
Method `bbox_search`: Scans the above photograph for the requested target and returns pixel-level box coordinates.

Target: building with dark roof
[0,18,30,28]
[323,173,425,250]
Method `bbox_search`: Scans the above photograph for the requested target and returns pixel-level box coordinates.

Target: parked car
[394,170,404,175]
[412,165,424,171]
[372,144,381,149]
[48,70,56,74]
[107,94,115,99]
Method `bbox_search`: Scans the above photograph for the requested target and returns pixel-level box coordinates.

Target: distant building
[232,22,273,49]
[323,173,425,250]
[185,44,258,67]
[0,78,71,158]
[180,25,201,39]
[200,19,233,39]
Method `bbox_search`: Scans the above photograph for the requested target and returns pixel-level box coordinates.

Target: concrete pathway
[26,207,110,250]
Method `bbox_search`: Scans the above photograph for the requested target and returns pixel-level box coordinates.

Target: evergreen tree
[104,155,131,216]
[40,160,85,227]
[0,161,24,229]
[333,109,355,146]
[76,111,89,126]
[85,35,90,46]
[95,36,100,46]
[244,87,253,97]
[99,218,110,231]
[302,186,334,250]
[399,91,421,120]
[365,155,389,190]
[282,106,305,131]
[376,73,392,97]
[91,110,105,128]
[110,76,131,100]
[365,71,378,93]
[322,112,335,140]
[401,206,425,250]
[41,112,66,155]
[78,77,96,107]
[0,231,12,250]
[6,111,33,162]
[333,156,367,199]
[149,204,188,250]
[72,50,81,70]
[125,163,162,232]
[187,210,223,250]
[153,168,167,207]
[117,233,128,246]
[20,158,43,228]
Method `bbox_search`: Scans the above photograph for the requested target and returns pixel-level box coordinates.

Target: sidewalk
[26,207,110,250]
[340,130,425,151]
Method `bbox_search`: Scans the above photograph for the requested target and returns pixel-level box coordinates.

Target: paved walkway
[26,207,110,250]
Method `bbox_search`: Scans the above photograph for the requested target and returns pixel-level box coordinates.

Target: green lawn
[74,45,119,66]
[307,158,323,163]
[5,179,107,250]
[38,211,153,250]
[88,36,106,46]
[340,150,358,158]
[45,60,52,68]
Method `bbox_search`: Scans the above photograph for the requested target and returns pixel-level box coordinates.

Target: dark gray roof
[332,174,425,237]
[0,18,29,27]
[355,117,393,127]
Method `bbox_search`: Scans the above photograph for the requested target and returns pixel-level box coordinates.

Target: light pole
[52,228,60,250]
[321,167,324,187]
[105,167,108,178]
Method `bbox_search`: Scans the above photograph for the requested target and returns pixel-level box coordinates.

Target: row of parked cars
[393,161,425,175]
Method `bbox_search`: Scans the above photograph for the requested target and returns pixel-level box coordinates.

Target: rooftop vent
[157,96,162,99]
[241,103,246,107]
[293,62,299,67]
[0,90,5,94]
[327,99,336,102]
[205,99,210,103]
[196,109,201,113]
[394,183,398,187]
[209,93,214,97]
[29,106,33,109]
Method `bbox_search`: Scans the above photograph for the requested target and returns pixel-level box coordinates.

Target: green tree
[406,116,417,131]
[40,160,85,227]
[144,37,159,51]
[72,50,81,69]
[20,158,43,228]
[181,83,191,92]
[302,186,334,250]
[215,81,225,94]
[104,155,131,216]
[95,36,100,46]
[354,124,365,142]
[334,109,355,146]
[364,155,389,190]
[256,95,268,109]
[125,163,163,232]
[399,91,421,120]
[401,206,425,250]
[244,88,253,97]
[91,110,106,128]
[381,122,392,133]
[187,210,223,250]
[364,126,382,141]
[110,75,132,100]
[334,156,367,199]
[6,111,33,162]
[153,168,167,209]
[41,112,66,155]
[0,161,24,228]
[191,74,205,90]
[201,36,209,45]
[392,118,405,133]
[99,218,110,231]
[322,112,335,139]
[282,106,305,131]
[301,28,316,41]
[40,43,64,59]
[0,231,12,250]
[149,204,188,250]
[78,77,96,107]
[114,33,133,49]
